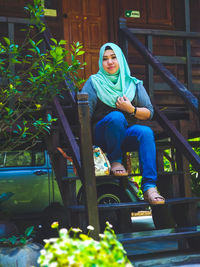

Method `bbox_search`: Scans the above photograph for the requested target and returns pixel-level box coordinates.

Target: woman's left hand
[116,95,134,113]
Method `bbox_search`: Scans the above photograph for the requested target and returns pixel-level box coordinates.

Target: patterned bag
[93,146,111,176]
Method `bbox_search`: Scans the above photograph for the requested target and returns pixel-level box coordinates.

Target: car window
[0,151,45,167]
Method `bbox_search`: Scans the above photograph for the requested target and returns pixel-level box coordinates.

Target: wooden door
[62,0,108,80]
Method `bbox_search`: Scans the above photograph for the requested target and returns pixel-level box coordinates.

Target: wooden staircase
[43,21,200,262]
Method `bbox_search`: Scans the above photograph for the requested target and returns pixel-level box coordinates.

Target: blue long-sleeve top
[81,77,154,126]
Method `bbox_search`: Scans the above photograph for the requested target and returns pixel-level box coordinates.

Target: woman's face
[102,49,119,74]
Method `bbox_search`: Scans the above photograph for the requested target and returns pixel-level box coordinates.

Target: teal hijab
[91,43,141,108]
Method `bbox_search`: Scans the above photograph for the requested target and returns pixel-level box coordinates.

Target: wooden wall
[0,0,63,41]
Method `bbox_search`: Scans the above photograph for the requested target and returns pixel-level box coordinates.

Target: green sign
[125,10,140,18]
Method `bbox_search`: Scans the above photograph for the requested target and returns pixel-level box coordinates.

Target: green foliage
[128,152,143,198]
[38,222,131,267]
[189,137,200,196]
[0,226,34,247]
[0,0,85,151]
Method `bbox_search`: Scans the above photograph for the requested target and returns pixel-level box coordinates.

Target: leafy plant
[0,226,34,247]
[189,137,200,196]
[0,0,85,151]
[38,222,132,267]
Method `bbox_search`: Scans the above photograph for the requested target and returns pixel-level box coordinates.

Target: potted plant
[0,225,42,267]
[38,221,132,267]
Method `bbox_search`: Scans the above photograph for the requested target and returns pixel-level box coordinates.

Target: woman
[81,42,164,205]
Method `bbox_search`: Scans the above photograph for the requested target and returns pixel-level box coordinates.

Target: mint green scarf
[91,43,141,108]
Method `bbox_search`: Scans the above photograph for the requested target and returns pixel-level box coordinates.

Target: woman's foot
[111,162,128,176]
[143,187,165,205]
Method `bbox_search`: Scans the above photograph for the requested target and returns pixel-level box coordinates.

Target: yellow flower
[51,221,59,229]
[35,104,41,110]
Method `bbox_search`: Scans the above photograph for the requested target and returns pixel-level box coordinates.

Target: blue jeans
[94,111,157,193]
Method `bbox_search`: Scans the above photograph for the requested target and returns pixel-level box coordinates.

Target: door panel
[63,0,108,80]
[84,20,104,49]
[148,0,172,26]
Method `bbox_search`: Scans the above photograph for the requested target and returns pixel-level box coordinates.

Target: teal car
[0,150,64,217]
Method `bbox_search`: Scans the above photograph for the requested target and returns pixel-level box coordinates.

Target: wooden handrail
[53,96,81,176]
[154,103,200,172]
[128,27,200,38]
[119,18,199,116]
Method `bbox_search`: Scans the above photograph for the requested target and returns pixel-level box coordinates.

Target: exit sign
[125,10,140,18]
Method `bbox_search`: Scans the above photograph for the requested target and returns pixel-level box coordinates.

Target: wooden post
[177,120,192,197]
[77,93,100,239]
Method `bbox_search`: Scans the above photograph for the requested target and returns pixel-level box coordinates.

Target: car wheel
[77,183,136,233]
[97,184,133,233]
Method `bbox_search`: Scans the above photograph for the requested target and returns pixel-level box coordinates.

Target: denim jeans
[94,111,157,193]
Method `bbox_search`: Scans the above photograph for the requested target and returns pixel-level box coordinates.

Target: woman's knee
[141,126,154,140]
[105,111,127,127]
[132,125,154,141]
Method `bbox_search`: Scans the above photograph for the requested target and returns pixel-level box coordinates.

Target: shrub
[38,222,132,267]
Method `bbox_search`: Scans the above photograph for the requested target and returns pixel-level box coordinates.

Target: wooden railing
[119,18,199,116]
[119,18,200,172]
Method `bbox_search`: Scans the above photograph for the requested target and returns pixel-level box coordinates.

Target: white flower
[72,228,82,233]
[49,262,58,267]
[99,234,105,238]
[87,225,94,231]
[39,249,46,255]
[60,228,68,235]
[106,221,113,228]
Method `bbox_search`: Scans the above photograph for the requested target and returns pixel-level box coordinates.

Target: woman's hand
[116,95,134,113]
[116,95,151,120]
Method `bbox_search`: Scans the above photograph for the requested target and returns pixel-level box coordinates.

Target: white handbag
[93,146,111,176]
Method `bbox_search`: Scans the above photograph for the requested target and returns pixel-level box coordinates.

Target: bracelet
[131,107,137,116]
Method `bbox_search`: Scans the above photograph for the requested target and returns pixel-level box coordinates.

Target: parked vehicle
[0,150,141,232]
[0,150,63,217]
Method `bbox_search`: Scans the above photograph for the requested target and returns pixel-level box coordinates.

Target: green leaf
[29,39,36,47]
[77,51,85,56]
[3,37,11,46]
[50,38,57,45]
[47,113,52,122]
[25,226,34,237]
[36,39,43,46]
[59,40,67,45]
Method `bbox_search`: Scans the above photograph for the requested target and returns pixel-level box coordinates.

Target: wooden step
[129,249,200,267]
[117,226,200,245]
[62,170,184,181]
[118,226,200,266]
[68,197,200,212]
